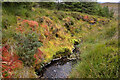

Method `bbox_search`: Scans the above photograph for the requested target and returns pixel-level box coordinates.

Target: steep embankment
[2,5,118,78]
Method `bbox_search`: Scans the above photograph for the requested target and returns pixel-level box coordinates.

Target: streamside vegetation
[1,2,118,78]
[69,18,118,78]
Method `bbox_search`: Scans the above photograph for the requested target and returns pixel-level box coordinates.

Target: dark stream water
[36,56,78,78]
[41,59,76,78]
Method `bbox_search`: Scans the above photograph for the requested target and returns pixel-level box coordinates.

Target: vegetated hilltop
[2,2,118,78]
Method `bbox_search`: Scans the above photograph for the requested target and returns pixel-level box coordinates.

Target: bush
[14,32,43,66]
[1,45,23,78]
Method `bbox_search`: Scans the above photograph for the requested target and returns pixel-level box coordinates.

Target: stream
[41,58,77,78]
[36,41,80,78]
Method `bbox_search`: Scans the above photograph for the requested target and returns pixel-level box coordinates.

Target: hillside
[100,3,119,16]
[2,3,119,78]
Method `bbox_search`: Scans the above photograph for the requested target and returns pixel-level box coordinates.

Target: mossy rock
[70,39,81,45]
[53,48,71,58]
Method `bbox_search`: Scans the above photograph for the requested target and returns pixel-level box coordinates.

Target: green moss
[70,38,81,44]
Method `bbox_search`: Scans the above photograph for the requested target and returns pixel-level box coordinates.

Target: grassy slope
[69,19,118,78]
[2,4,118,78]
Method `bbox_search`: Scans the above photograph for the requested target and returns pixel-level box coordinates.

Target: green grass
[69,20,118,78]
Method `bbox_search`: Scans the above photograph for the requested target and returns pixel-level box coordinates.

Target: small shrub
[21,20,39,31]
[1,45,23,78]
[14,32,43,66]
[34,49,44,65]
[16,19,39,33]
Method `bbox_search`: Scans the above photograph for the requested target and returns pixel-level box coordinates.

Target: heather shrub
[14,32,43,66]
[1,45,23,78]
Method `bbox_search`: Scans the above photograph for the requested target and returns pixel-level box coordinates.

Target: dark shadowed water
[41,59,76,78]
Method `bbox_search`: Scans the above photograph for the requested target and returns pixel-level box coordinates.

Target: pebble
[54,70,56,72]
